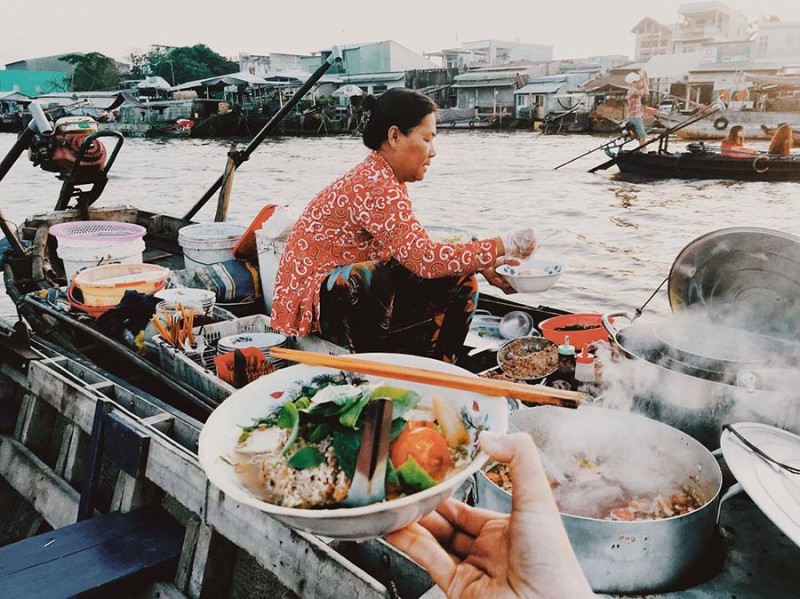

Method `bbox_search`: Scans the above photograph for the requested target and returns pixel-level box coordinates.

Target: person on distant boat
[768,123,793,157]
[720,126,756,157]
[270,88,537,363]
[625,71,649,148]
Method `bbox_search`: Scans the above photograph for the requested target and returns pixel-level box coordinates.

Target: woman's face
[386,112,437,183]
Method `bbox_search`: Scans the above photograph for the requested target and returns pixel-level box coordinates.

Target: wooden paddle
[269,347,582,409]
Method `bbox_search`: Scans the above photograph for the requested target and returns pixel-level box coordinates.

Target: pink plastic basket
[49,221,146,246]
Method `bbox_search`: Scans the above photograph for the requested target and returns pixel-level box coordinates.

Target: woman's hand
[386,432,594,599]
[481,257,517,294]
[500,228,538,260]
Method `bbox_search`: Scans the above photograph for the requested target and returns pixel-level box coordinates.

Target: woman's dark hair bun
[361,88,437,150]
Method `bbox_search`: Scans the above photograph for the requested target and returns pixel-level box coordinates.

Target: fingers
[385,522,458,590]
[478,431,558,515]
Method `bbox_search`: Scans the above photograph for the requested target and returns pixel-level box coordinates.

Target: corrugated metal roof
[514,82,564,94]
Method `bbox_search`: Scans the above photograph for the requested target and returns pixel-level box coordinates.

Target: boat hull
[613,150,800,181]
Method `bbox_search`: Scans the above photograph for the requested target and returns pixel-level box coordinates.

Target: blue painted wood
[0,506,183,598]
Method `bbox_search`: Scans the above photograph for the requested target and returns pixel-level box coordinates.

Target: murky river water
[0,130,796,318]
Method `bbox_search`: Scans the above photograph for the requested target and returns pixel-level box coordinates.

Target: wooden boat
[2,57,800,597]
[607,145,800,181]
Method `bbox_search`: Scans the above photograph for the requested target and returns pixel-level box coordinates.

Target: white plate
[217,332,288,352]
[197,352,508,540]
[721,422,800,547]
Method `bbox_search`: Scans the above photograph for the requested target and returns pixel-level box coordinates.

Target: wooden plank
[27,361,96,433]
[0,507,174,576]
[214,145,237,223]
[0,436,80,529]
[186,521,237,599]
[1,509,183,599]
[204,494,388,599]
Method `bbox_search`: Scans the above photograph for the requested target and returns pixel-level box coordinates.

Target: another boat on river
[607,144,800,181]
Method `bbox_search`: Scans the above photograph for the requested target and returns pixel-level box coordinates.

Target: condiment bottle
[575,344,596,385]
[553,336,576,389]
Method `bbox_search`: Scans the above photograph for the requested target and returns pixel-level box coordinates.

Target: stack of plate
[155,287,216,312]
[216,332,289,369]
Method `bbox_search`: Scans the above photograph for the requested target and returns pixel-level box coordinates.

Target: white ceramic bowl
[198,352,508,540]
[497,259,564,293]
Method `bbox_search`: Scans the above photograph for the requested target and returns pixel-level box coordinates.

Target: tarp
[171,72,268,91]
[436,108,476,123]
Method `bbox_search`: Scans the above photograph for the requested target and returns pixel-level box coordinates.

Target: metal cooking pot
[602,311,800,448]
[474,406,737,594]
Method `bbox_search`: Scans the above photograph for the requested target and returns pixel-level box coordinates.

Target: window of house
[372,85,387,94]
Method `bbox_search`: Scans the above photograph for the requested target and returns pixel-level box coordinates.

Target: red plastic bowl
[537,313,611,348]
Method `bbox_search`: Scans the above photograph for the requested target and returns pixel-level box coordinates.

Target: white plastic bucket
[255,229,286,313]
[57,238,145,280]
[178,223,246,272]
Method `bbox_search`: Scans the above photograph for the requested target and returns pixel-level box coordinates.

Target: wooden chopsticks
[269,347,581,409]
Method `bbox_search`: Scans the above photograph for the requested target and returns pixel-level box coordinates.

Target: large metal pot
[601,311,800,448]
[474,406,731,593]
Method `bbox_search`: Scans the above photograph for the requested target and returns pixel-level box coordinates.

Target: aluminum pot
[601,311,800,448]
[474,406,732,594]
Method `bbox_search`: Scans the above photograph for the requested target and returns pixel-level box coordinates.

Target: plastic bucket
[57,238,145,280]
[178,223,246,272]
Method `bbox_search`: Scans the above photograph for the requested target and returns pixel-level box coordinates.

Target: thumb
[479,431,559,515]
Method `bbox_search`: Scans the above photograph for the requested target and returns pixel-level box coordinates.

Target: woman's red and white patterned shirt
[270,151,499,336]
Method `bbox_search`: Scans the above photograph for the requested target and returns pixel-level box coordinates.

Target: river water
[0,130,796,319]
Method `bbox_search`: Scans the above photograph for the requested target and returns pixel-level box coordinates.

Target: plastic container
[255,229,286,313]
[551,336,576,390]
[50,221,147,280]
[538,312,611,347]
[178,223,246,273]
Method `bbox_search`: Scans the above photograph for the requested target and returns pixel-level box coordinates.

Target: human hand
[385,432,594,599]
[481,256,518,295]
[500,228,538,260]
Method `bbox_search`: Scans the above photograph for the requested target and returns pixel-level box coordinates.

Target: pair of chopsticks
[269,347,582,408]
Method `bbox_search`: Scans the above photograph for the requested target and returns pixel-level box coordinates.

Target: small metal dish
[496,336,559,382]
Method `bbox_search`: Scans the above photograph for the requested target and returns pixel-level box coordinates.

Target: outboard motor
[28,116,107,175]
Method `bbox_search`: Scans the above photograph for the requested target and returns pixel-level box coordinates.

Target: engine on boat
[28,116,107,175]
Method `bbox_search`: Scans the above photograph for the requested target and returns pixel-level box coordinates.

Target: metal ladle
[468,311,536,357]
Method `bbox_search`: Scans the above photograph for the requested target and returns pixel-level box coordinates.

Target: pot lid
[668,227,800,340]
[721,423,800,548]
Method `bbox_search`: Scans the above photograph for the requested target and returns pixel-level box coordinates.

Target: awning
[744,73,800,88]
[137,76,172,91]
[514,82,564,94]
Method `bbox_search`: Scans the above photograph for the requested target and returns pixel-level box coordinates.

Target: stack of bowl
[155,287,216,313]
[216,332,289,370]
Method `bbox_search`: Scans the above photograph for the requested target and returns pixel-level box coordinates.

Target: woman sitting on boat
[270,88,537,362]
[768,123,793,157]
[720,126,756,157]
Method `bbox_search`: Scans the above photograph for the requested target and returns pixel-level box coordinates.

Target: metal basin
[474,406,725,594]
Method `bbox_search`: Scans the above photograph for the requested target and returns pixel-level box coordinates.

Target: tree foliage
[61,52,121,91]
[128,45,238,85]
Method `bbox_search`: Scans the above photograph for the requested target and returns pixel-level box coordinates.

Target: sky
[2,1,800,68]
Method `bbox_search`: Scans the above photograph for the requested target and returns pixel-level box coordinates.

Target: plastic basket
[155,314,284,402]
[49,221,146,246]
